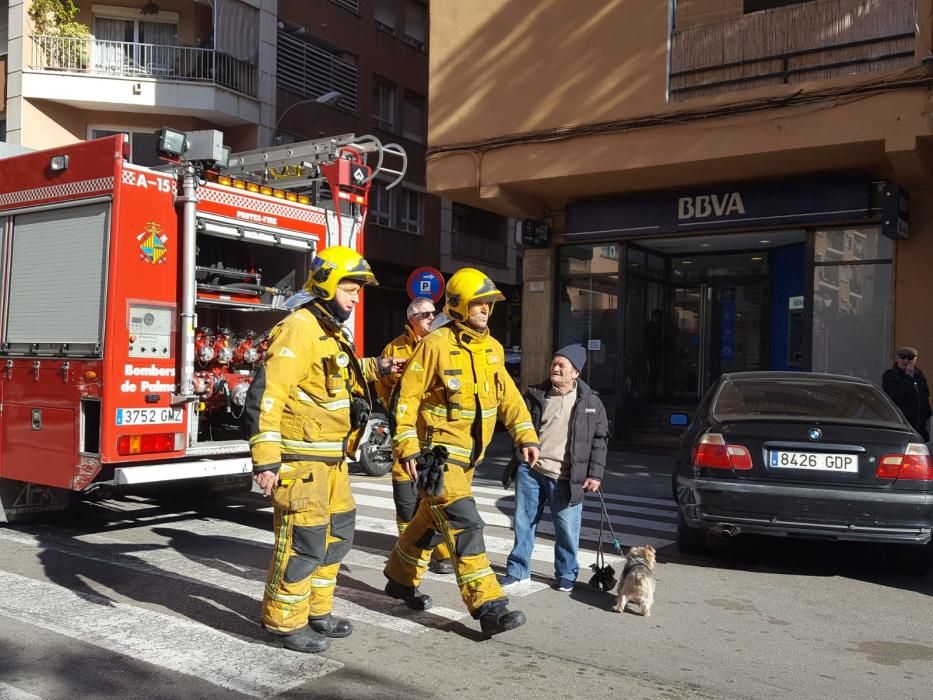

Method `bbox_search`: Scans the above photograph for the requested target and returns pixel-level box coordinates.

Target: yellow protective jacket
[392,322,539,467]
[244,305,379,472]
[374,325,419,409]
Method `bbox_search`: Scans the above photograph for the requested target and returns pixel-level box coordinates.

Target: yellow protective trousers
[263,459,355,633]
[390,461,451,562]
[384,461,503,616]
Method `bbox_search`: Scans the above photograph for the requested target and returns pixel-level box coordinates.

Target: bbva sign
[677,192,746,220]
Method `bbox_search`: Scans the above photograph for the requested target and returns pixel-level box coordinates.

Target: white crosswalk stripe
[0,570,341,698]
[0,683,44,700]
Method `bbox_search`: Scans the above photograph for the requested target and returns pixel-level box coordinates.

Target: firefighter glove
[350,397,371,430]
[416,445,449,497]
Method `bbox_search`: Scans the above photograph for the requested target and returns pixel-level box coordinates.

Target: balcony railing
[451,231,507,266]
[670,0,917,101]
[29,35,258,98]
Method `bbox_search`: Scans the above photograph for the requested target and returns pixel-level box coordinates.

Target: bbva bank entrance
[557,177,901,419]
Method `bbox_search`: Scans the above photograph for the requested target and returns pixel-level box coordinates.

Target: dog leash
[589,489,625,592]
[595,489,624,558]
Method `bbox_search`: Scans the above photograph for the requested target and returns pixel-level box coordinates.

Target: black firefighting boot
[477,601,527,639]
[262,625,330,653]
[384,579,433,610]
[308,613,353,638]
[428,558,455,575]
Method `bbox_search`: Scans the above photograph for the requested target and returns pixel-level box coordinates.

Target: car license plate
[769,451,857,472]
[116,407,184,425]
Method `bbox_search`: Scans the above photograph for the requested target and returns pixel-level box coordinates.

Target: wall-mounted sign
[566,178,873,240]
[881,185,908,240]
[788,295,805,311]
[519,219,551,247]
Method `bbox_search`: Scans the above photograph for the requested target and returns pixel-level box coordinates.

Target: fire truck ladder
[220,133,407,193]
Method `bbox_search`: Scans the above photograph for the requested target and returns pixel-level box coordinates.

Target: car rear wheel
[890,542,933,575]
[676,509,708,555]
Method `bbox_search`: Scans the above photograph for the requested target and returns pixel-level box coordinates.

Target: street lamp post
[270,91,342,146]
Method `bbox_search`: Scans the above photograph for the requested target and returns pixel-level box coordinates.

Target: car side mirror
[670,412,690,427]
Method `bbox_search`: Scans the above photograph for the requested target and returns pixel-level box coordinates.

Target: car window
[712,379,905,424]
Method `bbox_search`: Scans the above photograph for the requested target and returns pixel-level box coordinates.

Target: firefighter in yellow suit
[374,297,454,574]
[383,268,541,638]
[244,245,402,654]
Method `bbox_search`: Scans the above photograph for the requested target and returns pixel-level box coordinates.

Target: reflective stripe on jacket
[244,305,373,471]
[392,322,539,467]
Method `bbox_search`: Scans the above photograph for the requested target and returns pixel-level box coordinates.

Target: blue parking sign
[407,266,445,303]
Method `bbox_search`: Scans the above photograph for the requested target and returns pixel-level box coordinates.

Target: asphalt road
[2,435,933,699]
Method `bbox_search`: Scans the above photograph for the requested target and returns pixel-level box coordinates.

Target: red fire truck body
[0,132,404,520]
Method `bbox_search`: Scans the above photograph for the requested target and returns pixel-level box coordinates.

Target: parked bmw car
[672,371,933,572]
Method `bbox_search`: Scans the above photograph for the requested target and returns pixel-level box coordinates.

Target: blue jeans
[506,463,583,582]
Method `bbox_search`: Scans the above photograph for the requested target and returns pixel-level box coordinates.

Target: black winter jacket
[502,379,609,505]
[882,365,932,440]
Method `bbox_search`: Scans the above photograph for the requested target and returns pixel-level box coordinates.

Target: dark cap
[555,344,586,372]
[897,346,919,360]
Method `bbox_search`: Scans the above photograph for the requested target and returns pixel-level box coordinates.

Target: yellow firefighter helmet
[303,245,378,301]
[444,268,505,322]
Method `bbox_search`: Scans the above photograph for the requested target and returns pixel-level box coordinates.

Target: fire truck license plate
[116,408,184,425]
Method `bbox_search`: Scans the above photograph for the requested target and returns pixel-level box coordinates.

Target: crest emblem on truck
[138,222,168,264]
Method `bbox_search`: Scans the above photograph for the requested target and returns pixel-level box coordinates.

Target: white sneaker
[497,574,527,588]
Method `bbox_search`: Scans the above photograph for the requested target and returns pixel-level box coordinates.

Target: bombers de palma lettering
[121,363,176,393]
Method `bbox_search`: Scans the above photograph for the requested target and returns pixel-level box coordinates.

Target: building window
[374,0,396,34]
[402,91,426,143]
[811,227,893,381]
[372,76,396,131]
[404,0,427,50]
[329,0,360,14]
[370,182,393,227]
[277,32,359,112]
[90,128,162,166]
[558,244,621,400]
[398,189,422,234]
[744,0,810,11]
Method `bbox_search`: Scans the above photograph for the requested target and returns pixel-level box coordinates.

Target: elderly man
[883,346,931,442]
[375,297,454,574]
[499,344,609,592]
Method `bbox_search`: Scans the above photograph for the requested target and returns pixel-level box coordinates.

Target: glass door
[670,280,767,399]
[670,285,703,398]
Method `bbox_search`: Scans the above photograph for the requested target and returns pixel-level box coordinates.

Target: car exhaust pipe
[720,525,740,539]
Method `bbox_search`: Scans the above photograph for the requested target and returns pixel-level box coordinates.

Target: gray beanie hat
[555,344,586,372]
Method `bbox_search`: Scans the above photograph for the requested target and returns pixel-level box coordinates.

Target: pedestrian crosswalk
[0,475,678,698]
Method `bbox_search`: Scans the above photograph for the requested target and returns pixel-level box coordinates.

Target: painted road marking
[0,570,341,698]
[0,683,44,700]
[0,528,465,634]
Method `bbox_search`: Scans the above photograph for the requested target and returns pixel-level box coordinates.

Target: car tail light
[692,434,753,470]
[117,432,183,456]
[877,443,933,480]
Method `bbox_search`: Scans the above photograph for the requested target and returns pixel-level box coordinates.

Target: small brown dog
[611,545,656,617]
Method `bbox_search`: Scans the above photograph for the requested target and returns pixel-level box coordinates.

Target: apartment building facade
[3,0,275,154]
[0,0,522,358]
[426,0,933,437]
[275,0,520,356]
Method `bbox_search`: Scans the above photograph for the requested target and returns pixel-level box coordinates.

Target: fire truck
[0,129,406,521]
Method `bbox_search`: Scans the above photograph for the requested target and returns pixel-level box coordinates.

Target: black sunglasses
[412,310,436,320]
[899,354,916,361]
